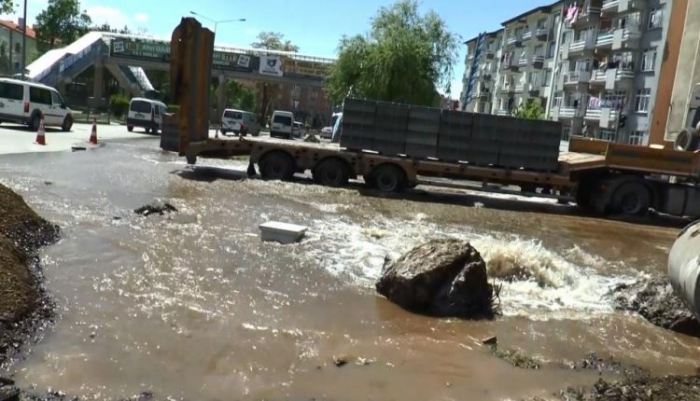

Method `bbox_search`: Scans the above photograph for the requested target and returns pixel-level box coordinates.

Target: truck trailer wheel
[313,159,350,187]
[259,152,296,181]
[371,164,406,193]
[612,182,651,216]
[674,128,700,151]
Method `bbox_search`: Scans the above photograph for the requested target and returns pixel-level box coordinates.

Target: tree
[91,23,131,34]
[251,31,299,53]
[225,80,256,112]
[35,0,92,50]
[0,0,13,15]
[326,0,458,107]
[513,99,545,120]
[0,42,9,75]
[250,32,299,122]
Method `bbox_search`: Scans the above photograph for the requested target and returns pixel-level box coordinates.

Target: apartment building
[549,0,670,145]
[461,30,503,114]
[461,0,676,146]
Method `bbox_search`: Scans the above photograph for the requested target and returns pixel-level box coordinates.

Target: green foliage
[109,93,129,118]
[512,99,545,120]
[35,0,92,50]
[167,104,180,114]
[225,81,256,112]
[326,0,459,106]
[250,31,299,52]
[0,0,13,15]
[91,23,131,34]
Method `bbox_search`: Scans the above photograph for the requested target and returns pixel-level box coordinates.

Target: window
[547,41,556,58]
[0,82,23,100]
[130,100,152,113]
[544,69,553,86]
[273,115,292,125]
[50,90,63,106]
[562,126,571,141]
[14,43,20,53]
[29,87,52,105]
[635,88,651,113]
[598,129,618,142]
[641,47,657,72]
[562,32,569,44]
[629,130,646,145]
[648,8,662,29]
[602,90,628,109]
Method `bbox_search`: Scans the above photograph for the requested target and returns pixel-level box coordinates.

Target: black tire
[259,152,296,181]
[152,125,159,135]
[145,127,151,134]
[371,164,406,193]
[127,125,134,132]
[313,159,350,187]
[61,115,73,132]
[675,128,694,151]
[612,182,651,216]
[28,113,41,131]
[221,129,227,135]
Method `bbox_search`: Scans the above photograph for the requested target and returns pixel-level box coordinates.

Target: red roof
[0,20,36,39]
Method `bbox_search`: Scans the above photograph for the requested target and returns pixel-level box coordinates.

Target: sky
[2,0,548,97]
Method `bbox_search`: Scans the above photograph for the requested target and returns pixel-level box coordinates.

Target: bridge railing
[58,39,108,81]
[119,65,154,92]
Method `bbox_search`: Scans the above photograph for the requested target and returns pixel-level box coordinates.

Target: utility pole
[21,0,27,80]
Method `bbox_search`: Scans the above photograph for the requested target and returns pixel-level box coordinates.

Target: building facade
[460,0,677,147]
[0,19,37,75]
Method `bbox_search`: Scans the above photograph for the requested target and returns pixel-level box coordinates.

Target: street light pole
[21,0,27,79]
[188,11,245,37]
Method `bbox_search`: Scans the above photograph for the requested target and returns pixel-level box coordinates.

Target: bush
[109,94,129,118]
[167,104,180,114]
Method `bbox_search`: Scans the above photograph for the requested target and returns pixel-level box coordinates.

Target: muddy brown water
[1,138,698,400]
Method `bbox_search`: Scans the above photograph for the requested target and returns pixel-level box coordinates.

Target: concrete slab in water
[259,221,308,244]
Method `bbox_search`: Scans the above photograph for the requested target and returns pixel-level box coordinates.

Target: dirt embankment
[0,183,59,366]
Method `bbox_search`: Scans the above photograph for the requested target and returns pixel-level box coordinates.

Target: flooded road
[1,138,698,400]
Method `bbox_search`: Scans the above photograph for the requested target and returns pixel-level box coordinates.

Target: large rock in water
[376,239,494,318]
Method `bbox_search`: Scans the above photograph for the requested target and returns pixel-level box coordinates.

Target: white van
[127,97,167,134]
[270,110,294,139]
[221,109,260,136]
[0,78,73,131]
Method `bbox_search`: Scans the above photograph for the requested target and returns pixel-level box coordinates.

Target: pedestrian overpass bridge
[26,32,335,102]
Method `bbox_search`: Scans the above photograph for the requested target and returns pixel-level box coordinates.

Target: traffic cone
[89,119,97,144]
[35,114,46,145]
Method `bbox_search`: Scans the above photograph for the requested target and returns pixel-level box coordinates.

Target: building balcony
[518,57,530,67]
[484,50,495,59]
[535,27,551,40]
[601,0,646,16]
[531,55,545,68]
[521,30,533,42]
[505,35,522,47]
[563,70,592,86]
[588,68,634,90]
[503,61,520,72]
[568,5,601,27]
[551,106,586,120]
[585,108,602,122]
[495,109,510,116]
[612,28,641,51]
[569,37,596,56]
[599,107,621,129]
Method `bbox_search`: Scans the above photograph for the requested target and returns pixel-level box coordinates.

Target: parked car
[221,109,260,136]
[320,126,333,139]
[127,97,167,134]
[270,110,294,139]
[292,121,303,138]
[0,78,73,131]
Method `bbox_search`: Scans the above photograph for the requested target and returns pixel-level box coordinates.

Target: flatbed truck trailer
[175,133,700,219]
[165,17,700,220]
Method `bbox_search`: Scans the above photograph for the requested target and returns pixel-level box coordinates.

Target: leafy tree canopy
[513,99,545,120]
[251,31,299,52]
[35,0,92,49]
[326,0,459,106]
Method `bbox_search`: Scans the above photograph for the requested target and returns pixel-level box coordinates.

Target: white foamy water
[303,214,637,320]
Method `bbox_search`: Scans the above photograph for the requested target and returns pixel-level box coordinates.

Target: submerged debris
[489,345,541,370]
[559,375,700,401]
[614,276,700,337]
[134,200,178,217]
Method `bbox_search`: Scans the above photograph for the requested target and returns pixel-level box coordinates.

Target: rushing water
[1,138,699,400]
